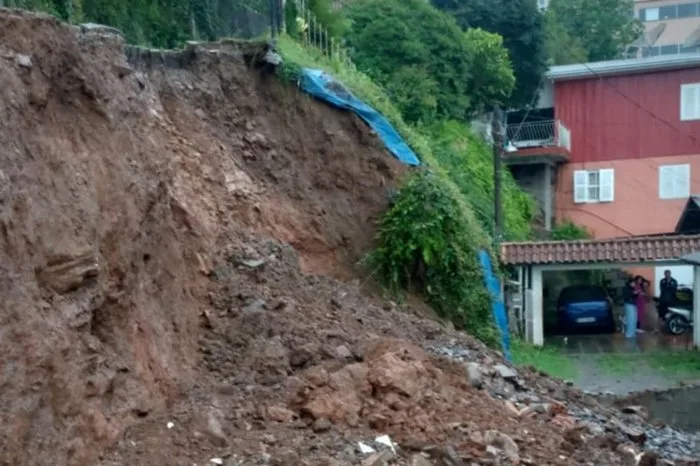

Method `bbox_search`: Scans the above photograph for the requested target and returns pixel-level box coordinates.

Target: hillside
[0,9,696,466]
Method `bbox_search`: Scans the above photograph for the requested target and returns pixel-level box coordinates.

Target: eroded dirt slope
[0,9,404,465]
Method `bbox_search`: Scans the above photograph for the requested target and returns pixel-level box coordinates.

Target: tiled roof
[500,234,700,265]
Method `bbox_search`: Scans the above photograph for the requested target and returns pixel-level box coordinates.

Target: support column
[543,164,553,231]
[532,266,544,346]
[694,266,700,348]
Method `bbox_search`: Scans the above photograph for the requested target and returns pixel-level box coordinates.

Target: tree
[543,9,588,65]
[345,0,514,123]
[548,0,644,62]
[431,0,548,109]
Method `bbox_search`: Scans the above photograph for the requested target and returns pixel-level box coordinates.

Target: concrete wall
[509,163,557,231]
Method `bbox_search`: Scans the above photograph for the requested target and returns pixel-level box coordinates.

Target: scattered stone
[302,366,329,387]
[266,405,296,423]
[493,364,518,379]
[334,344,353,361]
[289,343,317,368]
[638,451,659,466]
[361,450,394,466]
[241,258,266,269]
[466,362,483,389]
[484,430,520,463]
[622,405,649,420]
[617,422,648,445]
[242,298,266,313]
[410,454,433,466]
[312,417,332,433]
[16,54,32,69]
[204,411,228,447]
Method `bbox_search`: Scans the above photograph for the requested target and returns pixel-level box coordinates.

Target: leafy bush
[550,221,591,240]
[429,121,534,240]
[366,172,498,344]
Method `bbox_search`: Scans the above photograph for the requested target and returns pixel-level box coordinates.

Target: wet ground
[545,332,700,395]
[547,331,695,355]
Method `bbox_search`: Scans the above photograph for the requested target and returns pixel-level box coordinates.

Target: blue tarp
[298,68,421,166]
[478,250,512,361]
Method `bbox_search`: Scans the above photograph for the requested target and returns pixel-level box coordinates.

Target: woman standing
[623,277,639,339]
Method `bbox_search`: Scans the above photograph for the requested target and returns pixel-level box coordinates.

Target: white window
[645,7,659,21]
[573,169,615,203]
[681,83,700,121]
[659,164,690,199]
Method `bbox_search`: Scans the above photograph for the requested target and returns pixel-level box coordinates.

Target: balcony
[504,119,571,166]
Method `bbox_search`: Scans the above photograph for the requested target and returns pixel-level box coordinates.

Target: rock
[504,400,520,417]
[362,450,394,466]
[242,298,266,313]
[289,343,317,368]
[410,454,434,466]
[302,366,329,387]
[622,405,649,420]
[312,417,332,433]
[204,411,228,447]
[617,422,647,445]
[484,430,519,463]
[335,345,353,361]
[638,451,659,466]
[16,54,32,68]
[267,405,296,423]
[37,250,99,293]
[493,364,518,379]
[466,362,483,389]
[271,450,300,466]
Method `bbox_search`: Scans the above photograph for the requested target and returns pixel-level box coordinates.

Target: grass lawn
[511,340,578,381]
[594,350,700,380]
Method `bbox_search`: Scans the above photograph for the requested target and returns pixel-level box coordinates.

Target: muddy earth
[0,9,698,466]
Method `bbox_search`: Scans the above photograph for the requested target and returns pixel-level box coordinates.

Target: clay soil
[0,9,663,466]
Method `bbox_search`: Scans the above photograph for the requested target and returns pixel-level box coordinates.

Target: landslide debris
[0,9,697,466]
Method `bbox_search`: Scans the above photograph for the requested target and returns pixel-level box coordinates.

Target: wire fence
[282,0,353,69]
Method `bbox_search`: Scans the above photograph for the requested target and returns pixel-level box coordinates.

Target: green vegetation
[547,0,644,64]
[344,0,514,122]
[596,351,700,380]
[511,340,578,380]
[550,221,591,241]
[431,0,548,109]
[278,34,532,343]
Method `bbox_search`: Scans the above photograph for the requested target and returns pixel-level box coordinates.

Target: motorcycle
[664,306,693,336]
[660,285,694,336]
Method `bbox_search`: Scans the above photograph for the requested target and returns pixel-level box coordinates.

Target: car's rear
[557,285,615,333]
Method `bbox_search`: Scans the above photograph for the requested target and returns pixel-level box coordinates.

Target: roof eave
[546,55,700,82]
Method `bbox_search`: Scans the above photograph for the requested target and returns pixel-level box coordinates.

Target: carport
[500,234,700,347]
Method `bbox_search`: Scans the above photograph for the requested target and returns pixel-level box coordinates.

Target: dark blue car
[557,285,616,334]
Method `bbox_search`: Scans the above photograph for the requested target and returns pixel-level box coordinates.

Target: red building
[506,53,700,288]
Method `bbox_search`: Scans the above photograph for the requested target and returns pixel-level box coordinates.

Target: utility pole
[492,106,504,246]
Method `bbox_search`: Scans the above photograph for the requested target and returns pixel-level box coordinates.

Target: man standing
[658,270,678,321]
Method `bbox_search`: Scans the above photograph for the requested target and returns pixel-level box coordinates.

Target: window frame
[659,164,691,200]
[681,83,700,121]
[574,169,615,204]
[644,7,660,21]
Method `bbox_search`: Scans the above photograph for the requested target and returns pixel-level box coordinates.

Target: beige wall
[555,154,700,239]
[635,0,700,48]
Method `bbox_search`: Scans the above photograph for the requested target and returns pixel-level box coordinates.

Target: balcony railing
[506,119,571,151]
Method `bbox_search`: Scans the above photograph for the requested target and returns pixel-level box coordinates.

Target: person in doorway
[634,276,647,332]
[658,270,678,324]
[623,277,639,339]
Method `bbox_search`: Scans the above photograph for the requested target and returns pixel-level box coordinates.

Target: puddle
[620,385,700,432]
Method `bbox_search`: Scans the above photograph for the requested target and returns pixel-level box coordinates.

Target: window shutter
[574,170,588,203]
[659,166,673,199]
[599,169,615,202]
[675,164,691,198]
